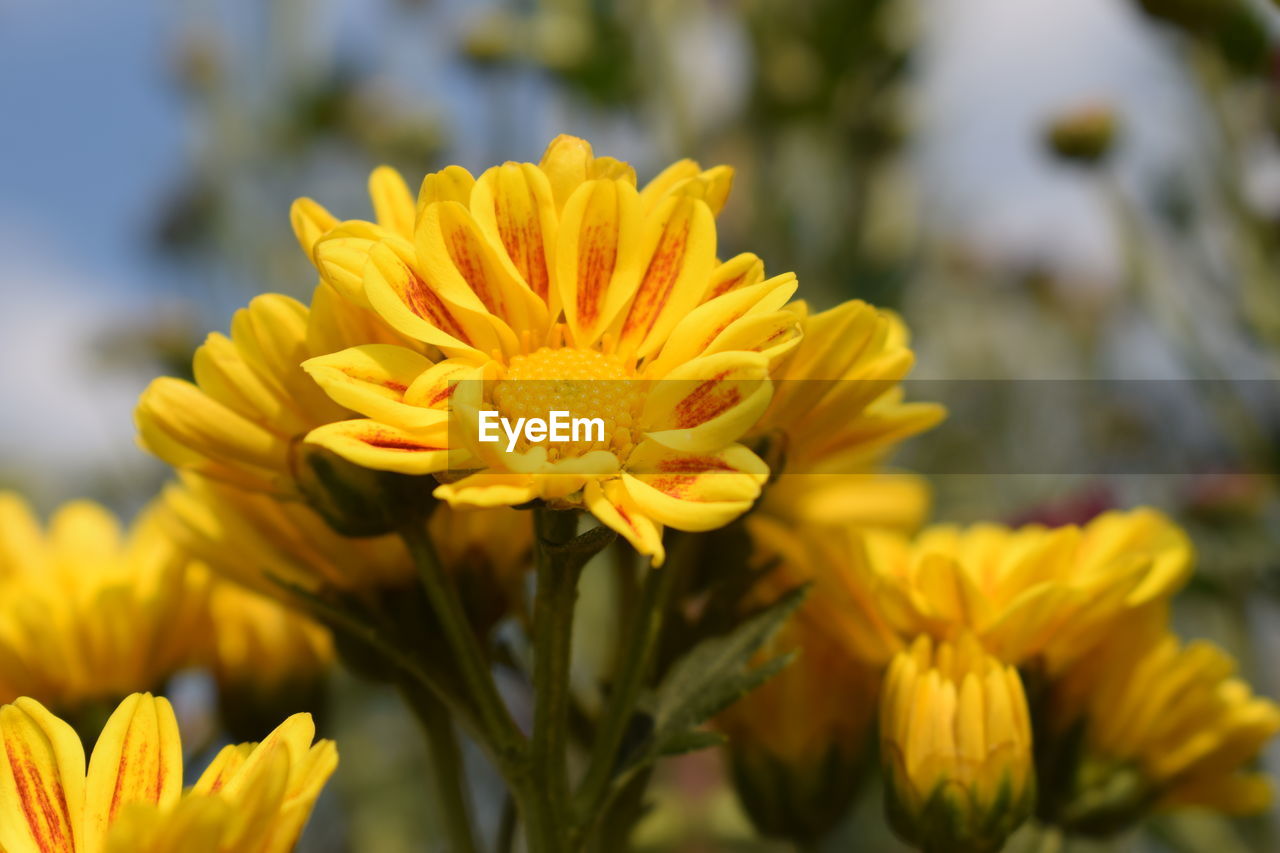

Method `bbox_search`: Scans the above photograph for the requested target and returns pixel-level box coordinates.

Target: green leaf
[652,585,806,734]
[618,585,806,771]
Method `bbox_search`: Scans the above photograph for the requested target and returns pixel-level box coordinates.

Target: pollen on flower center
[490,347,641,458]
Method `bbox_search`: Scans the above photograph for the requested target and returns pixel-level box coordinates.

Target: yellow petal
[621,440,767,532]
[0,697,86,853]
[312,221,387,307]
[703,253,765,301]
[415,201,546,346]
[304,419,452,475]
[471,162,558,306]
[539,134,594,210]
[369,165,415,238]
[84,694,183,853]
[417,165,477,213]
[615,192,717,359]
[645,274,799,377]
[641,351,773,453]
[433,472,539,509]
[555,179,643,348]
[362,240,500,358]
[584,478,665,565]
[302,345,442,431]
[289,198,338,263]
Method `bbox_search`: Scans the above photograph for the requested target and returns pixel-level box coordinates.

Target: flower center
[490,347,641,459]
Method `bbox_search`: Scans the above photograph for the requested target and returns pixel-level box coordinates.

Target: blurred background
[3,0,1280,849]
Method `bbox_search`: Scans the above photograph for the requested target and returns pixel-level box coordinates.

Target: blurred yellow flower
[749,300,942,536]
[0,494,208,711]
[865,508,1194,670]
[135,288,373,498]
[298,134,803,564]
[0,692,335,853]
[880,634,1034,853]
[159,472,414,596]
[206,580,334,740]
[1044,625,1280,832]
[717,617,878,843]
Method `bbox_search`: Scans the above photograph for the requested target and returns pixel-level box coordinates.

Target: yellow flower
[206,580,334,741]
[0,494,209,711]
[0,692,336,853]
[880,634,1034,853]
[717,617,879,844]
[1043,625,1280,833]
[158,473,414,596]
[298,135,803,564]
[865,508,1194,670]
[750,301,943,533]
[746,516,902,666]
[135,285,391,498]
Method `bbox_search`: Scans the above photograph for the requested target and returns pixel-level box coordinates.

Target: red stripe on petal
[623,216,691,343]
[672,371,740,428]
[577,220,618,327]
[405,269,468,340]
[6,738,74,853]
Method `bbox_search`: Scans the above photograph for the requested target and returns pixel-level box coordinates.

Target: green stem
[398,524,527,776]
[529,507,583,846]
[572,547,677,830]
[399,682,480,853]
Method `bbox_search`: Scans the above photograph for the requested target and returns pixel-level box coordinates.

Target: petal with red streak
[622,441,767,531]
[416,201,548,343]
[641,351,773,452]
[0,698,85,853]
[302,345,444,431]
[584,479,665,565]
[363,240,505,358]
[615,193,717,359]
[304,420,454,475]
[84,694,183,852]
[555,179,643,348]
[471,163,558,307]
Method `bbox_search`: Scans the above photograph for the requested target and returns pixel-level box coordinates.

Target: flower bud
[880,635,1034,853]
[1045,104,1119,166]
[719,620,877,844]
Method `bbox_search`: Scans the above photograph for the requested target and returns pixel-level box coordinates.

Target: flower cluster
[2,134,1264,852]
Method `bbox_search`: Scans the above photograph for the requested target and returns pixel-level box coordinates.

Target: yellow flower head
[0,692,336,853]
[0,494,209,711]
[717,616,879,843]
[880,634,1034,853]
[867,508,1193,670]
[1044,626,1280,832]
[135,285,396,498]
[297,135,805,564]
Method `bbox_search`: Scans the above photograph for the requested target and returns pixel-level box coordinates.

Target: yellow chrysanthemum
[880,634,1034,853]
[158,473,413,597]
[0,692,336,853]
[135,283,403,498]
[0,494,209,711]
[864,508,1194,670]
[206,580,334,740]
[297,135,805,564]
[717,616,879,843]
[749,299,945,528]
[1044,624,1280,831]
